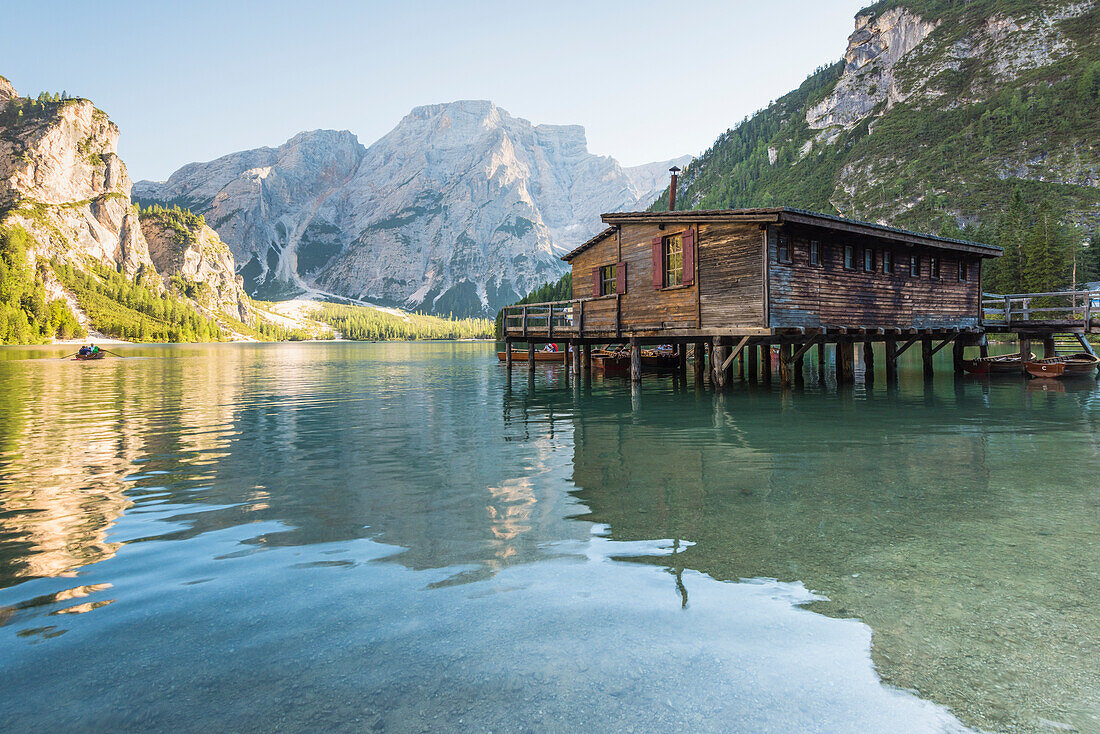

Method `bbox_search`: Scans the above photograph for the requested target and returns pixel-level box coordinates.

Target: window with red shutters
[682,228,695,286]
[615,261,627,294]
[652,237,663,288]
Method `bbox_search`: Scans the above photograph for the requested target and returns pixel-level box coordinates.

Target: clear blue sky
[3,0,869,181]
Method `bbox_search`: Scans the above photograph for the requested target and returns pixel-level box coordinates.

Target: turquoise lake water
[0,342,1097,733]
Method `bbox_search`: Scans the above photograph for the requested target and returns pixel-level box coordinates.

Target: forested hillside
[653,0,1100,294]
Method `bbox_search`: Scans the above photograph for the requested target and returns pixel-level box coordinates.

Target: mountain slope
[656,0,1099,239]
[136,101,689,316]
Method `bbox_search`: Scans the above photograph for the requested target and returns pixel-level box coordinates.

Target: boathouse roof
[561,207,1003,261]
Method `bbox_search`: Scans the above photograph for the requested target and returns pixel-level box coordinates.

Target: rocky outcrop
[140,209,251,322]
[137,101,689,316]
[0,83,153,275]
[806,7,938,131]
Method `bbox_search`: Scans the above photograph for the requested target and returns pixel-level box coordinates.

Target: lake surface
[0,342,1097,733]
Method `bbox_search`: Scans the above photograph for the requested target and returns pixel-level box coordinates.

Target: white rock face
[0,86,153,275]
[807,7,938,131]
[137,101,689,315]
[142,215,251,322]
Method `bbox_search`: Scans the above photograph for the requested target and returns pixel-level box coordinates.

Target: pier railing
[982,290,1100,328]
[503,296,619,338]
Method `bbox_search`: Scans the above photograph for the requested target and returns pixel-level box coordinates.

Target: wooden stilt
[505,337,513,370]
[1043,336,1056,358]
[979,335,989,358]
[761,343,772,385]
[837,341,855,384]
[692,341,704,383]
[583,343,592,373]
[747,342,758,382]
[921,336,933,380]
[952,339,965,374]
[863,338,874,384]
[738,348,745,381]
[677,344,687,379]
[794,344,805,386]
[1019,337,1031,375]
[528,341,536,373]
[712,337,727,389]
[885,334,898,384]
[817,341,826,382]
[630,338,642,383]
[779,343,792,387]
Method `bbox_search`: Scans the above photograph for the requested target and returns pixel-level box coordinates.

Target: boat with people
[961,352,1035,375]
[73,345,106,361]
[1023,352,1100,379]
[592,347,680,373]
[496,347,568,362]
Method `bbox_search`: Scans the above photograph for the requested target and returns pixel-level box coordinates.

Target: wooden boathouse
[502,197,1099,386]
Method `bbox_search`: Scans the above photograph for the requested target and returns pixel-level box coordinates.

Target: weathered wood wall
[699,223,766,329]
[767,225,982,329]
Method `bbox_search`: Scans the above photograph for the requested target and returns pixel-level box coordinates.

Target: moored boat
[497,349,567,362]
[592,349,679,373]
[962,352,1034,375]
[1024,352,1100,379]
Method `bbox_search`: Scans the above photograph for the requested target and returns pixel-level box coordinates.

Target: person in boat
[542,343,559,353]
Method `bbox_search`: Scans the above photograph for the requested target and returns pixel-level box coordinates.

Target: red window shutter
[652,237,664,289]
[682,228,695,286]
[592,266,601,296]
[616,261,627,294]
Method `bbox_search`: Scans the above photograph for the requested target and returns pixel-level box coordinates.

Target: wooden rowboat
[497,349,567,362]
[1024,353,1100,379]
[73,352,106,361]
[961,352,1034,375]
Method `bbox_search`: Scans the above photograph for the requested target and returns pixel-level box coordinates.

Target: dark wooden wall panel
[698,222,765,328]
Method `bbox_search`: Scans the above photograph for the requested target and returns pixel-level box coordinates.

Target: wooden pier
[501,204,1098,386]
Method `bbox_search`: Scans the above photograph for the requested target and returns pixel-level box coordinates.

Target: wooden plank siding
[766,225,982,330]
[698,222,766,329]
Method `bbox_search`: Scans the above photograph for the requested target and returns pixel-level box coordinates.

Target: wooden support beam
[720,336,752,372]
[953,339,965,374]
[583,343,592,373]
[692,341,705,382]
[630,338,641,383]
[747,341,759,382]
[572,340,582,374]
[794,346,805,386]
[761,343,772,385]
[929,333,959,356]
[979,334,989,358]
[921,336,933,380]
[712,337,727,390]
[863,337,875,384]
[837,341,854,384]
[505,337,513,370]
[779,343,792,387]
[1043,336,1057,358]
[791,335,822,364]
[677,344,687,378]
[817,341,826,382]
[894,335,920,358]
[1019,336,1031,375]
[528,341,536,373]
[885,334,898,384]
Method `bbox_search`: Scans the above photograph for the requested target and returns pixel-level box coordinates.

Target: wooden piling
[779,344,792,387]
[952,339,965,374]
[817,341,826,382]
[528,342,536,373]
[748,342,758,382]
[692,341,704,382]
[921,336,933,380]
[712,337,727,390]
[794,345,805,386]
[583,343,592,373]
[677,344,688,379]
[863,338,875,384]
[1019,337,1031,375]
[837,341,855,384]
[761,343,772,385]
[885,334,898,383]
[630,338,642,383]
[1043,336,1057,358]
[505,338,513,370]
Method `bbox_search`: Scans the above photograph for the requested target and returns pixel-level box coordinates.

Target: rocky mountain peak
[0,75,16,107]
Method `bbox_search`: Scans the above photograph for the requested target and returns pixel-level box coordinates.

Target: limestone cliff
[140,207,251,322]
[0,87,152,274]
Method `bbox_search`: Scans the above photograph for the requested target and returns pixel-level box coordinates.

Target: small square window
[930,256,941,279]
[958,261,969,281]
[809,240,821,266]
[777,234,791,263]
[883,250,894,274]
[863,248,875,272]
[909,254,920,277]
[599,264,616,295]
[663,234,683,287]
[844,245,855,270]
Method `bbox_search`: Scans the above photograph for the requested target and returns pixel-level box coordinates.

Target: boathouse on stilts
[501,170,1100,387]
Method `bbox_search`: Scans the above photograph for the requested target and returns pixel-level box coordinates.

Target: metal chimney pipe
[668,166,680,211]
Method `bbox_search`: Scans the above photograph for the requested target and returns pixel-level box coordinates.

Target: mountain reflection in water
[0,342,1096,733]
